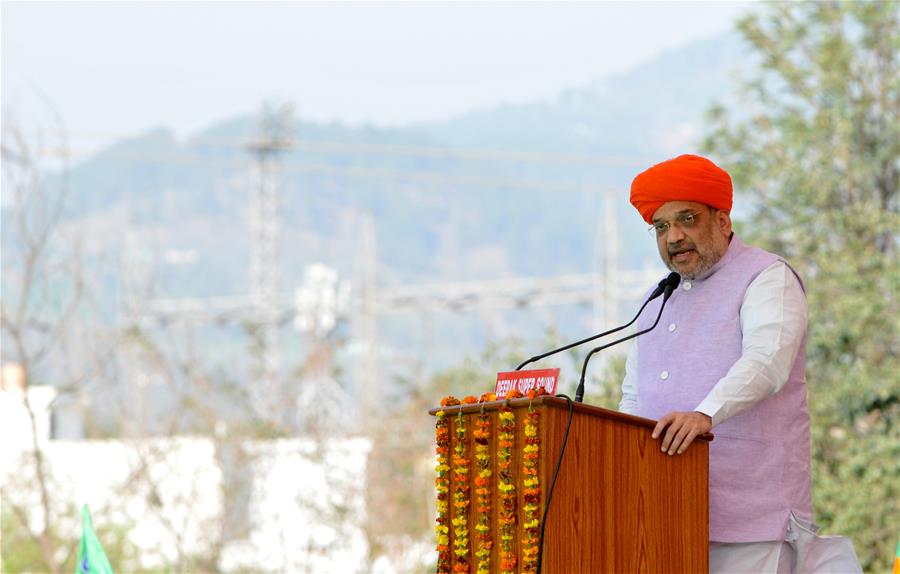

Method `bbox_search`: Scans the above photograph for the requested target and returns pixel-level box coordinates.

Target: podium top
[429,395,713,442]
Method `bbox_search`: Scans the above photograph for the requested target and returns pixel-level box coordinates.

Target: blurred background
[1,2,897,573]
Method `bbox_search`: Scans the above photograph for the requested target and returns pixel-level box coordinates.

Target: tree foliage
[703,2,899,571]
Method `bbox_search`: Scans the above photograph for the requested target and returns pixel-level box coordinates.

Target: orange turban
[629,154,733,224]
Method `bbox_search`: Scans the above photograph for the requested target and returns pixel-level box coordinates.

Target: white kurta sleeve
[694,261,808,427]
[619,340,639,415]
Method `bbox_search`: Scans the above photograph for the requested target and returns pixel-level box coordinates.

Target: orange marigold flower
[506,389,523,399]
[441,395,461,407]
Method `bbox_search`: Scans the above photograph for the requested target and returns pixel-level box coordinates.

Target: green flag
[76,505,114,574]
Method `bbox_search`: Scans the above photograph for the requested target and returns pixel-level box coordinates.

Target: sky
[2,1,753,158]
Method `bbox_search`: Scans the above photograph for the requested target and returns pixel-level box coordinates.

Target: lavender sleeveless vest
[635,235,813,543]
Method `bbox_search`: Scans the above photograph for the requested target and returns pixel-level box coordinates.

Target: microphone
[573,272,680,403]
[515,272,679,371]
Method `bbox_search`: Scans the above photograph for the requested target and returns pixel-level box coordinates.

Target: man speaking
[618,154,860,573]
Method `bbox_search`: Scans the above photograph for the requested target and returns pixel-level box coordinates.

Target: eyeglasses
[648,211,704,238]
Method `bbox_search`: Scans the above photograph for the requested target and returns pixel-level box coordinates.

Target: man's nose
[666,224,687,243]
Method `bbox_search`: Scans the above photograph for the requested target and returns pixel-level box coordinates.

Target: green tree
[703,2,899,571]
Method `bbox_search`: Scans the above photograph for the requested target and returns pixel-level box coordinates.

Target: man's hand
[652,411,712,455]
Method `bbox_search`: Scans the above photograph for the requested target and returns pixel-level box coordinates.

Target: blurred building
[0,363,56,464]
[1,361,371,572]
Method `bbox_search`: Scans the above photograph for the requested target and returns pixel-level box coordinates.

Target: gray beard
[666,247,725,280]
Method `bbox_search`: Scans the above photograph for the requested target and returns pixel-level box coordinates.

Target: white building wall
[0,384,57,470]
[220,438,371,573]
[1,387,371,573]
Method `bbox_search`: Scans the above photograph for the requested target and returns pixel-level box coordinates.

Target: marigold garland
[497,406,517,574]
[451,409,472,572]
[435,408,451,573]
[437,388,548,573]
[506,388,524,400]
[521,406,542,572]
[473,411,493,573]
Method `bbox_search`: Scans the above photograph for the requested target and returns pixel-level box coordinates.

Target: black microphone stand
[574,278,679,403]
[515,273,676,371]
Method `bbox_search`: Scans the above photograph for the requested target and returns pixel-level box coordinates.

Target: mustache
[667,241,697,256]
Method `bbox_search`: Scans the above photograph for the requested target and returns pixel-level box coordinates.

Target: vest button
[660,370,669,380]
[683,281,693,291]
[668,323,676,332]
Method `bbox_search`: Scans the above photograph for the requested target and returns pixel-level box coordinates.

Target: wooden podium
[429,395,710,573]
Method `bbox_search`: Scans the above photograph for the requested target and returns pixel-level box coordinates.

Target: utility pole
[602,192,622,325]
[595,192,622,330]
[352,212,378,419]
[246,104,294,423]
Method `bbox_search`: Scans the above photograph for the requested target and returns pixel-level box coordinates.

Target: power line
[34,149,622,195]
[30,131,655,167]
[138,270,660,325]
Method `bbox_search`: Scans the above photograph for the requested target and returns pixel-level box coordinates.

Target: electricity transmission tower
[245,104,294,421]
[128,118,661,425]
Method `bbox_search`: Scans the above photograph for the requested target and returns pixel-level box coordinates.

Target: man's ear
[717,210,733,236]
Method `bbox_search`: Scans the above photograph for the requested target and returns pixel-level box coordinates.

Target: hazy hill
[56,33,749,289]
[2,32,754,400]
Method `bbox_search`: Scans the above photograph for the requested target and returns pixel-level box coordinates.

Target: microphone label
[494,369,559,398]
